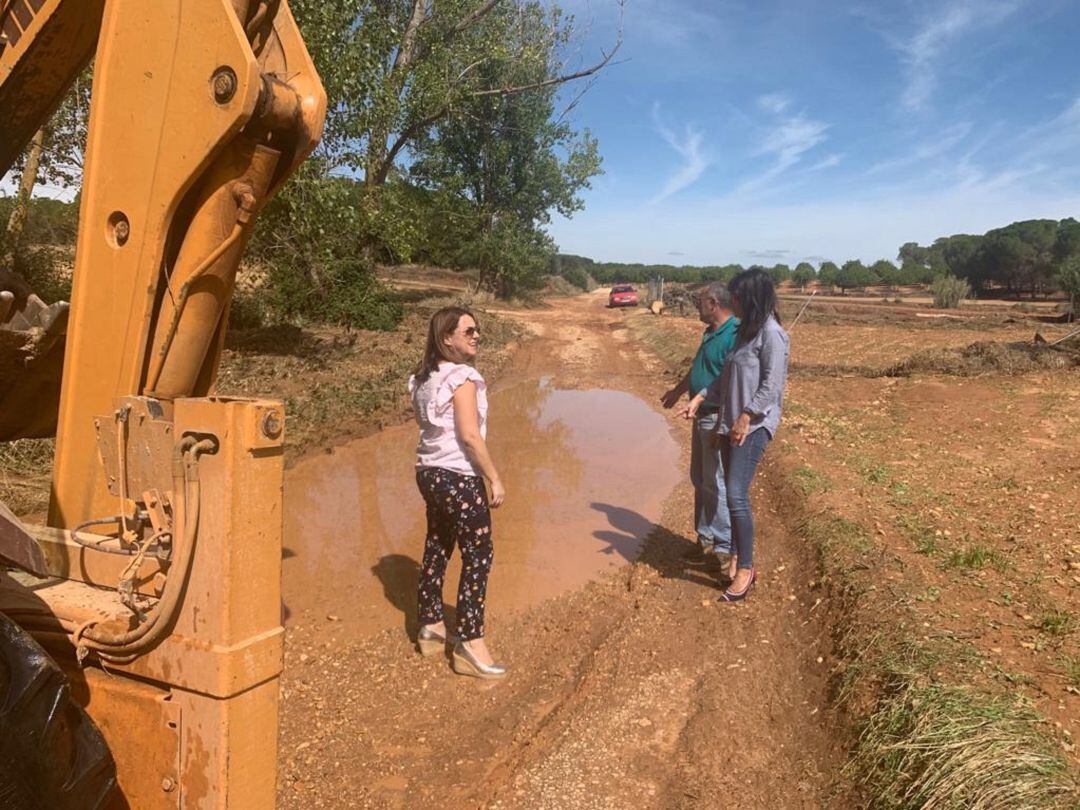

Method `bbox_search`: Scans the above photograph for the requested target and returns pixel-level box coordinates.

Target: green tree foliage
[767,264,791,285]
[897,241,931,267]
[550,257,745,286]
[901,218,1080,297]
[838,260,876,292]
[792,262,816,290]
[247,164,403,328]
[0,198,77,246]
[409,2,602,295]
[818,261,840,292]
[899,260,936,285]
[872,259,900,289]
[248,0,613,316]
[1055,254,1080,320]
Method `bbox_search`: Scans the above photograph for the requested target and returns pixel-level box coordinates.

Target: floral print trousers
[415,466,493,641]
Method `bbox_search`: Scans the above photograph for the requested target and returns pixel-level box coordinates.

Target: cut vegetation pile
[885,339,1080,377]
[0,438,53,517]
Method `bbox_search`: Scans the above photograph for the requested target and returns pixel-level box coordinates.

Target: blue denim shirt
[705,316,789,437]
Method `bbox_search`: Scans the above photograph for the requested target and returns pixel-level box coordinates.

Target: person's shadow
[590,502,719,588]
[371,554,456,640]
[590,502,656,562]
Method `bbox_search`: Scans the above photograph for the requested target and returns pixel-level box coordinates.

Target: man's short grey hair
[705,282,733,309]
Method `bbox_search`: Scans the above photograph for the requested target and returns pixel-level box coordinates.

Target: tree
[792,262,816,291]
[289,0,617,191]
[977,220,1057,296]
[1054,218,1080,264]
[1056,255,1080,321]
[837,260,874,293]
[898,241,931,267]
[768,264,791,285]
[872,259,900,290]
[248,0,618,310]
[931,234,981,282]
[408,3,602,295]
[898,260,934,286]
[818,261,839,293]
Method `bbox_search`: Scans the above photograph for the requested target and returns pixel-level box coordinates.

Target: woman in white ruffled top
[407,306,507,679]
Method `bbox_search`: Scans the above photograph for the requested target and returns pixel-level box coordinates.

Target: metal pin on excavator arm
[0,0,325,805]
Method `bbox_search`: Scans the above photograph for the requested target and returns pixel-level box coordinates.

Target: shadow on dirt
[590,502,654,562]
[225,324,333,357]
[371,553,456,640]
[591,502,721,590]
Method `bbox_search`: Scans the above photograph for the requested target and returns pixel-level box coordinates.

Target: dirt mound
[884,338,1079,376]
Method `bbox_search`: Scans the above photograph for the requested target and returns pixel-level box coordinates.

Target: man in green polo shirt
[661,282,739,564]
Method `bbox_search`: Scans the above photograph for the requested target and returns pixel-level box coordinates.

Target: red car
[608,284,639,308]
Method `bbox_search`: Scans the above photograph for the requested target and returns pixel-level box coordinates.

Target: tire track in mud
[277,293,847,808]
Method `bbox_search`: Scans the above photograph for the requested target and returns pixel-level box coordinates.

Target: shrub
[248,164,403,330]
[930,275,971,309]
[559,265,595,291]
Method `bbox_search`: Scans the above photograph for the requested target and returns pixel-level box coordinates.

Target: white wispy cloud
[866,121,973,175]
[808,153,843,172]
[757,93,791,115]
[735,97,829,195]
[896,0,1024,111]
[651,103,711,203]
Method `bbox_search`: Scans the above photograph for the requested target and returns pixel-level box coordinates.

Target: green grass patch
[1060,655,1080,688]
[893,512,939,556]
[865,462,891,484]
[799,513,873,561]
[852,677,1077,809]
[791,464,830,495]
[625,314,696,372]
[1038,610,1077,638]
[944,545,1006,572]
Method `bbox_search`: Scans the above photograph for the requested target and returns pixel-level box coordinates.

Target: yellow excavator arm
[0,1,325,805]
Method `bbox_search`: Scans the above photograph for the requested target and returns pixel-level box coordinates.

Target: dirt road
[277,291,847,808]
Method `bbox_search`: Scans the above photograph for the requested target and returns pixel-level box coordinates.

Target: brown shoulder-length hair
[414,306,477,383]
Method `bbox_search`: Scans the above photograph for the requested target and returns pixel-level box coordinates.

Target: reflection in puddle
[282,379,681,634]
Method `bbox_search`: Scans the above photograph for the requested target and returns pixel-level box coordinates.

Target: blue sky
[546,0,1080,266]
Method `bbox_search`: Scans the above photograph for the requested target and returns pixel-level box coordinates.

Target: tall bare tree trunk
[3,127,46,269]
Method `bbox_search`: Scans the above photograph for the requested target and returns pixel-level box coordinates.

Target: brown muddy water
[281,376,681,634]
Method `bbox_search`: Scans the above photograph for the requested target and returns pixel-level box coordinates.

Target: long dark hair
[729,268,781,342]
[415,306,476,383]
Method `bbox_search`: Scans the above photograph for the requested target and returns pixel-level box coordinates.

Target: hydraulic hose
[70,436,212,665]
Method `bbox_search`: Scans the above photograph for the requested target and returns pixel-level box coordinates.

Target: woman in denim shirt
[686,268,789,601]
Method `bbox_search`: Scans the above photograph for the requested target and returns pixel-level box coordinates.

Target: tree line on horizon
[553,217,1080,308]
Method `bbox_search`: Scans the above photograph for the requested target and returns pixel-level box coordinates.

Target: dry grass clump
[884,340,1078,377]
[853,675,1076,809]
[0,438,53,516]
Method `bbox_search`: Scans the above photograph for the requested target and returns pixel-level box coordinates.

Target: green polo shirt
[689,316,739,411]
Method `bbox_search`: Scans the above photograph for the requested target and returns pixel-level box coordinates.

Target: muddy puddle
[282,376,681,634]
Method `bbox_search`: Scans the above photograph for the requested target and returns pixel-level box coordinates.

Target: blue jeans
[689,411,732,553]
[720,428,770,570]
